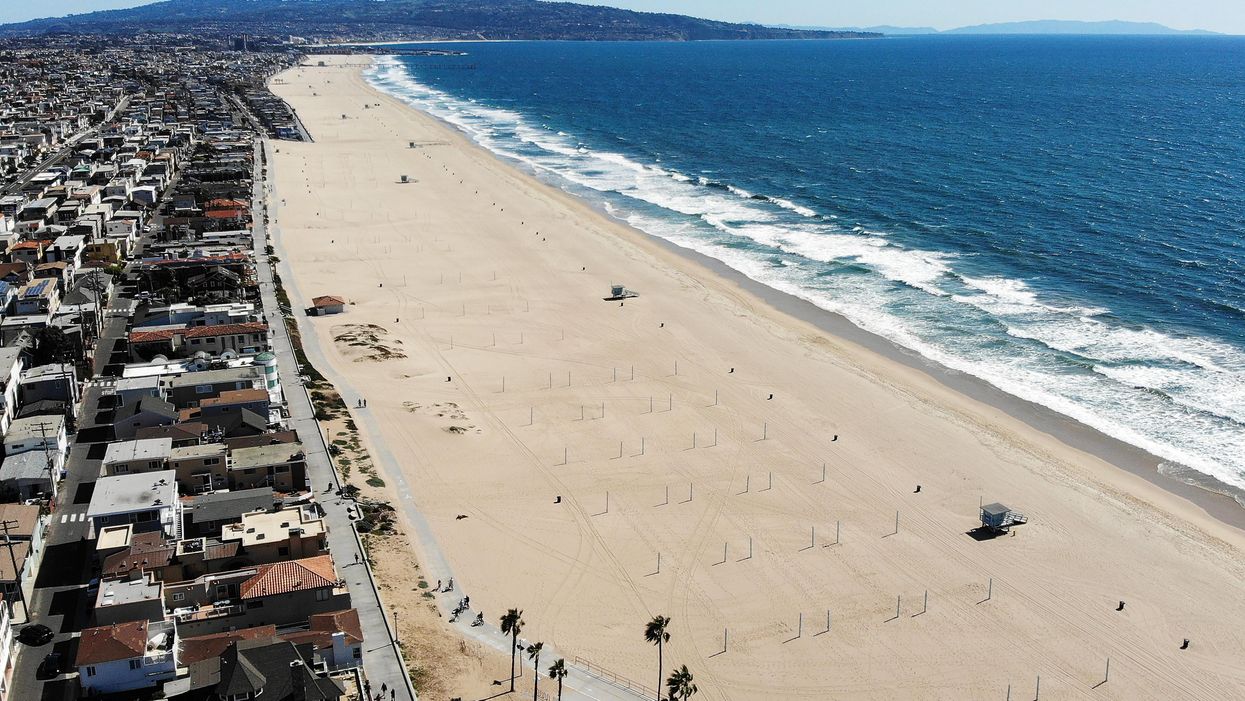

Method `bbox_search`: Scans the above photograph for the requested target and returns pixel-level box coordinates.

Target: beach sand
[268,56,1245,700]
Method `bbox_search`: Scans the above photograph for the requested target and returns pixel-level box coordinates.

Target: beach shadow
[965,528,1006,542]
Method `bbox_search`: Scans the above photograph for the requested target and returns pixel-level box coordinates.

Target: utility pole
[0,520,27,620]
[32,421,59,497]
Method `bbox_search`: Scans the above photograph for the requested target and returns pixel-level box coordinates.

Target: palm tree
[500,609,525,692]
[527,641,544,701]
[644,615,672,700]
[548,658,568,701]
[666,665,698,701]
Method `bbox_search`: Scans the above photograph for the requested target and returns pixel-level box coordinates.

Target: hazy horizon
[1,0,1241,35]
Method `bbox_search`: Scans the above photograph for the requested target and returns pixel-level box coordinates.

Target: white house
[76,619,178,695]
[0,348,25,438]
[0,593,13,701]
[86,470,180,539]
[3,414,67,463]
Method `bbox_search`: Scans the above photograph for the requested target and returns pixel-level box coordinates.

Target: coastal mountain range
[787,20,1218,36]
[0,0,875,40]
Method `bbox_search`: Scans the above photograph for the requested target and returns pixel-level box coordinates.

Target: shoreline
[357,57,1245,532]
[268,56,1245,699]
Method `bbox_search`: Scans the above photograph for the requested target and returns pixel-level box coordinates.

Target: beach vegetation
[645,615,672,701]
[666,665,697,700]
[526,641,543,701]
[548,658,567,701]
[500,608,525,692]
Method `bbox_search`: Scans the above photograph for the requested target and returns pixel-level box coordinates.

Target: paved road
[8,307,129,701]
[260,139,650,701]
[252,140,418,701]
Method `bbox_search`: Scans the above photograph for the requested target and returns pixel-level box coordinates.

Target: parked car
[18,624,54,646]
[37,651,62,679]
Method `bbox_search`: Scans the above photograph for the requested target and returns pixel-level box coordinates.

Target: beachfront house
[167,554,349,636]
[127,321,268,361]
[181,487,276,538]
[280,609,364,672]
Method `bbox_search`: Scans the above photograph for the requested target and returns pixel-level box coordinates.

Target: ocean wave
[365,56,1245,491]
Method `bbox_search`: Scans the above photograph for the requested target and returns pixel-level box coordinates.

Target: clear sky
[1,0,1242,34]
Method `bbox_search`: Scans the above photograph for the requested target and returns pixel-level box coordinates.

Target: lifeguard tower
[979,502,1027,533]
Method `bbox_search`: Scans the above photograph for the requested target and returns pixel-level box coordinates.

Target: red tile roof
[185,322,266,339]
[129,328,176,344]
[205,208,248,220]
[129,322,266,345]
[311,296,345,308]
[240,554,337,599]
[77,621,148,665]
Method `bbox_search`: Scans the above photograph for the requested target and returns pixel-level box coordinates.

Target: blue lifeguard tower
[980,502,1027,533]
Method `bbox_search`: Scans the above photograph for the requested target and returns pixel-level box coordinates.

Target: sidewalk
[252,140,418,701]
[259,139,651,701]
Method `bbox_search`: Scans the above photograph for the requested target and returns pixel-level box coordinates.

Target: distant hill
[773,24,937,36]
[775,19,1218,37]
[0,0,879,41]
[944,20,1217,35]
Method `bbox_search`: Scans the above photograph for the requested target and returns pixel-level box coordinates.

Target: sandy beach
[268,56,1245,700]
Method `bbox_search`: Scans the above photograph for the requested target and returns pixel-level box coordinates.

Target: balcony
[171,602,243,623]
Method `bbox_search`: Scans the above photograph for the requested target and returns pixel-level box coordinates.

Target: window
[204,458,220,466]
[275,465,288,473]
[113,465,129,474]
[189,339,200,346]
[277,546,288,557]
[172,592,184,602]
[129,659,141,670]
[84,666,96,677]
[314,589,329,602]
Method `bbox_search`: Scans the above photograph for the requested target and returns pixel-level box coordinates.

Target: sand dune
[268,56,1245,700]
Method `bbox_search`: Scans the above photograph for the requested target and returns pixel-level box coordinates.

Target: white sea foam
[365,56,1245,490]
[769,196,819,218]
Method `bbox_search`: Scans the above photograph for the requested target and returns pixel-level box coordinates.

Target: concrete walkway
[252,141,418,701]
[260,139,651,701]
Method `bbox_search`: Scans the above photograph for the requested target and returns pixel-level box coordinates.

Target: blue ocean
[366,37,1245,493]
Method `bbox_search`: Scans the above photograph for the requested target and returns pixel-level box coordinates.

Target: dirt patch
[368,533,512,700]
[402,401,481,435]
[333,323,407,363]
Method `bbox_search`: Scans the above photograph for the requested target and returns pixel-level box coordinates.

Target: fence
[572,656,659,699]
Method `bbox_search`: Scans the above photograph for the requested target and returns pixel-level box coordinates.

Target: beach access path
[266,57,1245,700]
[260,140,652,701]
[253,142,422,701]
